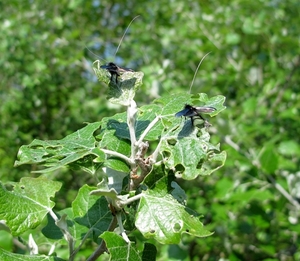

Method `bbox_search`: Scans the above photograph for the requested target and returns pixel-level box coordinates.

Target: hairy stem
[127,100,138,160]
[101,149,135,166]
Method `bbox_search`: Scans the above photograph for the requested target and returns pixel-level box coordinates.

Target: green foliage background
[1,0,300,260]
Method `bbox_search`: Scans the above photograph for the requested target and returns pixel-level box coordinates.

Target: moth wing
[195,106,216,113]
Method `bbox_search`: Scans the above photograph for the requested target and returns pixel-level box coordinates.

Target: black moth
[100,62,134,83]
[175,104,216,126]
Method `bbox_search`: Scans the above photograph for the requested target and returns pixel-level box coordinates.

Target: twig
[116,212,130,243]
[101,149,135,166]
[51,211,75,260]
[127,100,138,160]
[136,115,160,146]
[121,193,143,206]
[69,229,93,260]
[224,135,240,151]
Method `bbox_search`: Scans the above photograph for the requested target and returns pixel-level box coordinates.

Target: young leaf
[93,60,144,106]
[0,177,61,236]
[98,112,130,141]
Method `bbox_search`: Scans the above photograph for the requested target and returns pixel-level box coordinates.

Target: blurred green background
[1,0,300,260]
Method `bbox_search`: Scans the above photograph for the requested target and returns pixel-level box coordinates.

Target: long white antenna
[83,15,140,63]
[114,15,140,57]
[189,52,211,94]
[84,44,108,63]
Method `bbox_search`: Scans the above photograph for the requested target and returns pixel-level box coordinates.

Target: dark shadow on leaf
[184,205,201,217]
[74,197,112,244]
[106,118,151,141]
[177,120,194,138]
[108,77,138,98]
[42,213,72,240]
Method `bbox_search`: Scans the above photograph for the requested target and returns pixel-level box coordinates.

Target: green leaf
[278,140,300,156]
[104,158,130,173]
[98,103,164,144]
[142,243,157,261]
[259,145,278,173]
[143,162,167,189]
[162,126,226,179]
[72,185,112,243]
[0,248,64,261]
[135,177,212,244]
[98,112,128,140]
[42,213,64,240]
[229,188,273,205]
[14,122,102,173]
[156,93,226,117]
[93,60,144,106]
[100,231,143,261]
[0,177,61,236]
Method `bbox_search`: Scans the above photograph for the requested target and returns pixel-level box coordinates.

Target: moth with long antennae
[175,52,216,127]
[96,16,140,84]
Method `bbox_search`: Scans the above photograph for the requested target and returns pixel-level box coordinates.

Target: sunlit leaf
[0,177,61,236]
[136,177,212,244]
[93,60,144,106]
[0,248,64,261]
[72,185,112,243]
[14,122,102,173]
[100,232,143,261]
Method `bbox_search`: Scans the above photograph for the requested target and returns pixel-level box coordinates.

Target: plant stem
[136,115,160,146]
[49,210,75,260]
[127,100,138,160]
[121,193,143,206]
[116,212,130,243]
[101,149,135,166]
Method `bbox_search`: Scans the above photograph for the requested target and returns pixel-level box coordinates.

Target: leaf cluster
[0,60,225,260]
